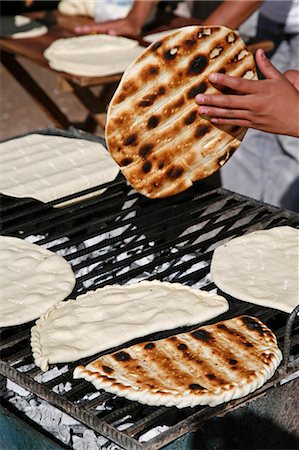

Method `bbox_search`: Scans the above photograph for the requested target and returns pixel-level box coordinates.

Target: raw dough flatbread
[211,226,299,314]
[31,280,229,371]
[0,236,75,327]
[0,134,119,206]
[74,315,282,408]
[44,35,144,77]
[106,25,257,198]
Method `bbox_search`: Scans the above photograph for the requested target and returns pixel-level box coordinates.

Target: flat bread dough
[44,35,144,77]
[31,280,229,371]
[0,236,76,328]
[58,0,95,18]
[74,315,282,408]
[0,134,119,206]
[211,226,299,314]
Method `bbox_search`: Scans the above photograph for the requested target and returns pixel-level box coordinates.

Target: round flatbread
[0,134,119,206]
[31,280,229,371]
[0,236,76,328]
[106,25,257,198]
[211,226,299,314]
[74,315,282,408]
[44,35,144,77]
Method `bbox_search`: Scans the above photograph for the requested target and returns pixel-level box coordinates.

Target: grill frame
[1,128,299,450]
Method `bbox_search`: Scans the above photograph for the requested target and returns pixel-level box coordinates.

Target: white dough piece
[31,280,229,371]
[211,226,299,314]
[0,236,76,327]
[0,134,119,206]
[44,35,144,77]
[11,15,48,39]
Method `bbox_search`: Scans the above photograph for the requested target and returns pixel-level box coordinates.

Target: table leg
[1,50,71,130]
[67,80,118,133]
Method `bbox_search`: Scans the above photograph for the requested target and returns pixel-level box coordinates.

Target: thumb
[255,48,282,80]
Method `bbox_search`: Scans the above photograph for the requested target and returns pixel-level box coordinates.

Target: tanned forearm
[127,0,160,29]
[202,0,264,29]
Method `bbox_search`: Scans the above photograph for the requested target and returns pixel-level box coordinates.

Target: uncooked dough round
[31,280,229,371]
[211,226,299,313]
[0,236,76,327]
[0,134,119,205]
[44,34,144,77]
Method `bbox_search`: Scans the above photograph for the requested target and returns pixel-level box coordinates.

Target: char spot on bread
[144,342,155,350]
[147,115,160,129]
[142,161,152,173]
[184,39,197,47]
[166,166,184,179]
[184,110,197,125]
[187,81,207,99]
[187,54,208,75]
[138,94,157,107]
[228,358,238,365]
[157,86,166,96]
[114,351,131,362]
[139,143,154,159]
[121,157,133,166]
[189,383,206,390]
[206,373,216,380]
[242,316,264,335]
[124,134,137,146]
[195,124,210,139]
[192,329,213,342]
[102,365,114,374]
[151,40,162,51]
[164,47,179,60]
[178,343,187,351]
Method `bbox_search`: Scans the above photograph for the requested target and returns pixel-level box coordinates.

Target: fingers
[198,105,251,120]
[209,117,252,127]
[195,93,248,110]
[255,48,282,80]
[208,72,258,94]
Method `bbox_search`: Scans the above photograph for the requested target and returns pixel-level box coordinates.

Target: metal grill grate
[1,129,299,449]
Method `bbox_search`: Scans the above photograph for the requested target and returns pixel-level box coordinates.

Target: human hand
[195,49,299,138]
[75,17,142,36]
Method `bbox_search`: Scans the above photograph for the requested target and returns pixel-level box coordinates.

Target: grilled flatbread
[74,315,282,408]
[211,226,299,314]
[31,281,228,371]
[0,236,75,328]
[106,25,257,198]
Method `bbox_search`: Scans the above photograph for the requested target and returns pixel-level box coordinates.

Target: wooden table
[0,11,129,132]
[0,11,274,133]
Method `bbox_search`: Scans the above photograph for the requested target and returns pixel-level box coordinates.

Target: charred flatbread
[106,25,257,198]
[74,315,282,408]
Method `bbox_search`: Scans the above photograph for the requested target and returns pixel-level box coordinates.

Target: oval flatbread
[0,236,76,327]
[0,134,119,206]
[211,226,299,313]
[74,315,282,408]
[31,280,228,371]
[106,25,257,198]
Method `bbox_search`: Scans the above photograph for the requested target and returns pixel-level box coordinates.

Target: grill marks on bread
[74,316,282,408]
[106,26,257,198]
